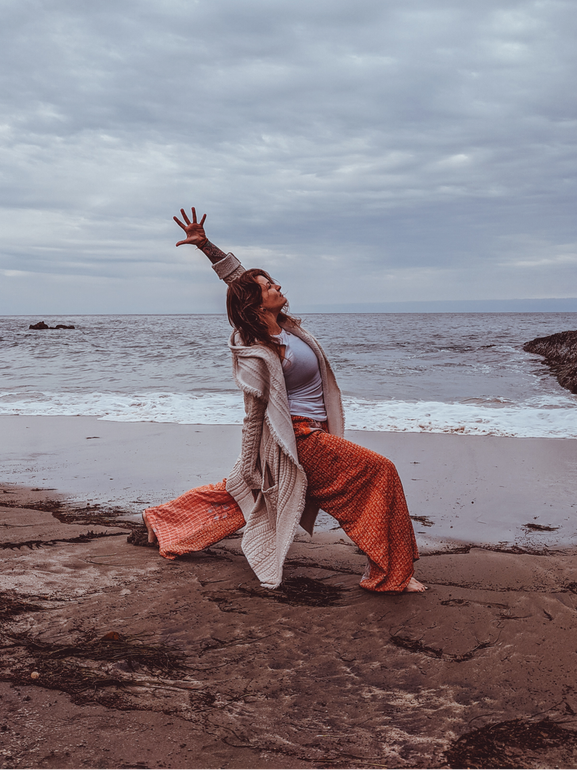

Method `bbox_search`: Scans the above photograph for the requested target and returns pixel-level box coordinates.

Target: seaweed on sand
[0,530,128,550]
[523,522,559,532]
[238,576,344,607]
[390,633,491,662]
[126,528,158,547]
[8,631,186,674]
[1,630,188,707]
[1,492,138,529]
[445,718,577,769]
[0,593,45,621]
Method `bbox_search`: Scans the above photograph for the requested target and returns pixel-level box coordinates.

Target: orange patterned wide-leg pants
[144,417,418,592]
[292,418,419,591]
[144,480,244,557]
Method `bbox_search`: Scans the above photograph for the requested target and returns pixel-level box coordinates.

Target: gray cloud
[1,0,576,312]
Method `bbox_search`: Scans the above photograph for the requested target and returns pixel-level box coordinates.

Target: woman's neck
[262,311,282,335]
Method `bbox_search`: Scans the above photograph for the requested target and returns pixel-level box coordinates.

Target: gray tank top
[275,329,327,421]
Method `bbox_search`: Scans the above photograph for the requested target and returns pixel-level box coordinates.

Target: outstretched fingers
[173,206,207,246]
[173,215,187,231]
[189,207,206,226]
[174,207,207,231]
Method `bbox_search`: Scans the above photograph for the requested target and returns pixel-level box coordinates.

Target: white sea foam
[344,396,576,438]
[0,390,574,439]
[0,391,246,425]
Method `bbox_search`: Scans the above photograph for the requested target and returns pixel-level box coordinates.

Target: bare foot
[404,577,427,593]
[142,512,157,544]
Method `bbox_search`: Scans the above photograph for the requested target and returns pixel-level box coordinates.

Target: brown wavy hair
[226,268,299,353]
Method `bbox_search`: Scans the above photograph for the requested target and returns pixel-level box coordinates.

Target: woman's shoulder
[229,331,280,360]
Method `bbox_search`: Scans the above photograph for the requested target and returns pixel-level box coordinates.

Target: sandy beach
[2,416,577,768]
[2,415,576,547]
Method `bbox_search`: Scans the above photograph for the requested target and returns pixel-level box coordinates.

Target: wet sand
[2,415,576,548]
[2,418,577,768]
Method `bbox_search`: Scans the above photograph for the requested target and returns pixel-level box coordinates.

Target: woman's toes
[404,577,428,593]
[142,512,157,544]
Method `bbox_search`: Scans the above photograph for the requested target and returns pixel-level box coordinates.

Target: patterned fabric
[144,417,418,592]
[224,322,344,589]
[212,250,345,588]
[292,417,419,592]
[144,481,245,559]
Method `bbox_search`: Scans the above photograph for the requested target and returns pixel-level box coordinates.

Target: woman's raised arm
[174,207,227,265]
[174,206,245,283]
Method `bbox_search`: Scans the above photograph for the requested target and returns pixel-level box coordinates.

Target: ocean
[1,312,576,439]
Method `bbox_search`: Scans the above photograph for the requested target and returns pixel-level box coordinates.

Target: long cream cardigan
[212,253,345,588]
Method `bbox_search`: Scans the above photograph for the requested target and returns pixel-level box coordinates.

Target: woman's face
[256,275,286,314]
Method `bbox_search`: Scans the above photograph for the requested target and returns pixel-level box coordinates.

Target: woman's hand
[173,207,208,247]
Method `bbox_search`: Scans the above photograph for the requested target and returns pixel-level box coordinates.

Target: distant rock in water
[523,330,577,394]
[29,321,75,330]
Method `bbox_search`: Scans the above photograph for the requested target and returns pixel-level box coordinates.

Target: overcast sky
[1,0,576,314]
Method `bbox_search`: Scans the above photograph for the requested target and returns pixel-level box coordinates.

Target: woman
[143,207,426,593]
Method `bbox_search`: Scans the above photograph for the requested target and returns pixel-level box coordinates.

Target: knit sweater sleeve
[211,252,245,284]
[197,240,245,285]
[239,392,266,489]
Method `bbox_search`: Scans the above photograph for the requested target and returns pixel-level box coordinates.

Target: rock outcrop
[29,321,75,330]
[523,330,577,394]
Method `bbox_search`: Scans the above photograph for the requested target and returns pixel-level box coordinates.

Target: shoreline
[1,395,575,440]
[2,414,576,550]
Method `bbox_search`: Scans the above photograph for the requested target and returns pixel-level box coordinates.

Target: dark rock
[28,322,75,330]
[523,330,577,394]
